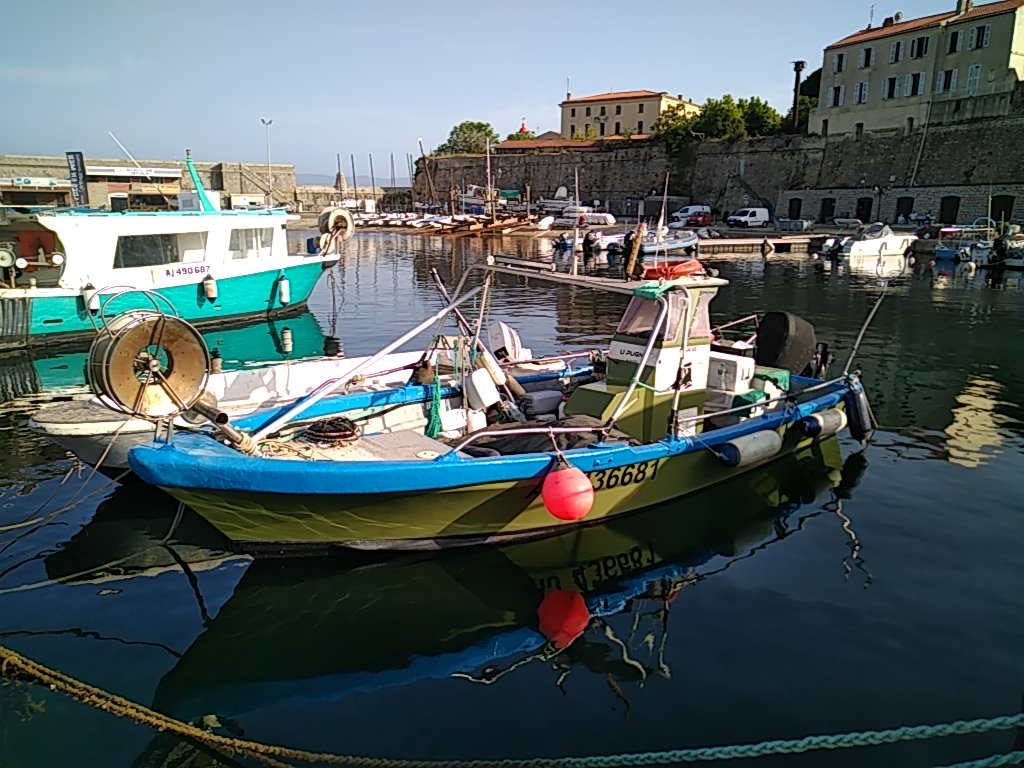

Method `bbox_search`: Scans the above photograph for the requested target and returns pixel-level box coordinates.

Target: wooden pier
[693,236,825,256]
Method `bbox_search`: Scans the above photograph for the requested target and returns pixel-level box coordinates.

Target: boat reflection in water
[59,435,855,723]
[0,309,333,404]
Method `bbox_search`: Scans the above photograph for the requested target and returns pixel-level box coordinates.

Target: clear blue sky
[4,0,944,174]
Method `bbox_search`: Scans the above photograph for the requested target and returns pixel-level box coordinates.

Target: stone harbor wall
[413,114,1024,224]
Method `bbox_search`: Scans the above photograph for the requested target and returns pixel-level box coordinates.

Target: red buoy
[541,458,594,521]
[537,589,590,649]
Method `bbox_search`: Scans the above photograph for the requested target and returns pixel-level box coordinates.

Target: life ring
[642,260,705,280]
[317,207,355,241]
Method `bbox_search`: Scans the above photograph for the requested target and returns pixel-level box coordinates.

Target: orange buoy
[642,260,704,280]
[537,589,590,649]
[541,457,594,521]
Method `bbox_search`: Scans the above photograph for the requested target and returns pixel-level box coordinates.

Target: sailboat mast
[485,137,493,218]
[572,166,580,275]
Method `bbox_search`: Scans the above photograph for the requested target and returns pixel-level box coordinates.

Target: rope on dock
[2,644,1024,768]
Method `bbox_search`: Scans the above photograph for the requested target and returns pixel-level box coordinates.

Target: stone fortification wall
[413,115,1024,222]
[414,143,673,214]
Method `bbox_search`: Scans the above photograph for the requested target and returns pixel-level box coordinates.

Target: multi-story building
[809,0,1024,136]
[559,90,701,139]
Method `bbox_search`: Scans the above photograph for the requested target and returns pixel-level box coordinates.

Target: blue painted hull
[125,375,856,547]
[0,260,334,350]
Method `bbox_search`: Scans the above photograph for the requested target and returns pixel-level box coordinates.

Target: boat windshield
[853,223,893,240]
[615,293,685,340]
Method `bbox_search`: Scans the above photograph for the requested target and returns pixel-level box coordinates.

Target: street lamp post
[791,60,807,133]
[260,117,273,207]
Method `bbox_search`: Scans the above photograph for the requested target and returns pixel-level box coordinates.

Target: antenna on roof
[869,3,875,26]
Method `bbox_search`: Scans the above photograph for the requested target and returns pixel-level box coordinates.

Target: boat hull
[138,383,847,550]
[0,259,333,350]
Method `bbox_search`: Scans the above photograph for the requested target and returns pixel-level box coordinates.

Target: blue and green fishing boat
[90,260,874,551]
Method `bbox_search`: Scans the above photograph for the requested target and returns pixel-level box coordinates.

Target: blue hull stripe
[128,378,849,495]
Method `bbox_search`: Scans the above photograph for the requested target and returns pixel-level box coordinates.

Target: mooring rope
[2,645,1022,768]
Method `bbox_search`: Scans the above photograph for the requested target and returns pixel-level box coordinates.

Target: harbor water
[1,233,1023,767]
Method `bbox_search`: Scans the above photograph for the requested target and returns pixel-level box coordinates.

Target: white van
[727,207,770,227]
[670,204,711,222]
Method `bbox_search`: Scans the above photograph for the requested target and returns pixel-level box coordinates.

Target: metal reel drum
[88,311,210,419]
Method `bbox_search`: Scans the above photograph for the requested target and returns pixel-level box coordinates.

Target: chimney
[677,93,683,100]
[956,0,973,13]
[566,90,573,101]
[882,16,895,26]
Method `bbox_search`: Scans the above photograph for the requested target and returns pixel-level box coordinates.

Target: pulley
[87,310,211,419]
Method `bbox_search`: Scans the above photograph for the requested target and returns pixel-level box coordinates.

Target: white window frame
[830,84,846,107]
[890,40,904,63]
[854,80,870,104]
[910,35,930,59]
[936,68,959,94]
[968,23,992,50]
[966,63,981,95]
[883,76,901,100]
[948,29,963,54]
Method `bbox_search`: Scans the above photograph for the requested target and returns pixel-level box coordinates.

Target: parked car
[670,204,711,222]
[686,211,713,226]
[727,207,771,227]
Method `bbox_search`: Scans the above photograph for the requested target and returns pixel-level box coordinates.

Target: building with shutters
[809,0,1024,136]
[558,90,701,139]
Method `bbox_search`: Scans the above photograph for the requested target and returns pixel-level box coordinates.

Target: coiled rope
[1,644,1022,768]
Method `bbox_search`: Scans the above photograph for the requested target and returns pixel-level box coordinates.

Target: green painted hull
[0,260,332,350]
[165,419,838,550]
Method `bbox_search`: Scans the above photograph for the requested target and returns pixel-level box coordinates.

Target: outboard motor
[755,311,818,376]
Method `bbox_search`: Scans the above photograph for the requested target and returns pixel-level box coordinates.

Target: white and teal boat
[0,150,343,351]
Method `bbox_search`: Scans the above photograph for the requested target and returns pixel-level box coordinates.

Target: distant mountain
[296,173,411,187]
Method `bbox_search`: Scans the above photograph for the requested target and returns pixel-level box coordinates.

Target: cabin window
[615,293,685,341]
[178,232,207,262]
[113,234,180,269]
[229,228,273,259]
[689,292,713,340]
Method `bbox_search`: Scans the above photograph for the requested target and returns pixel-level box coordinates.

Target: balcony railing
[932,80,1015,101]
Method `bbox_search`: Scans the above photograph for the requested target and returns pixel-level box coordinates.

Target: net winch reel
[86,303,255,452]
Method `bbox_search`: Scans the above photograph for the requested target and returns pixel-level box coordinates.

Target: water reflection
[0,310,332,404]
[127,439,856,721]
[945,375,1010,468]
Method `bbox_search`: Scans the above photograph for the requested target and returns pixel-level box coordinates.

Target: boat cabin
[564,275,791,442]
[0,208,293,291]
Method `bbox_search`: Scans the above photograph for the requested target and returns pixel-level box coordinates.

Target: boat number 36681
[589,459,661,490]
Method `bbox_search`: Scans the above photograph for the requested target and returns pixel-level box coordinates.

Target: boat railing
[439,373,853,459]
[248,284,486,443]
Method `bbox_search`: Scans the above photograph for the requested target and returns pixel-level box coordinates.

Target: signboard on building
[85,165,182,178]
[65,151,88,206]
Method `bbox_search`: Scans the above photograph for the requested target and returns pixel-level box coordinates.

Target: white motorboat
[30,321,597,475]
[837,223,916,260]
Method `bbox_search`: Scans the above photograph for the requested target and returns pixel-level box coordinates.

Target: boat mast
[572,166,580,275]
[654,171,670,266]
[485,137,493,219]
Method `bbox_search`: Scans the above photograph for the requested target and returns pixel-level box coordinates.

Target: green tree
[652,104,699,154]
[572,124,600,140]
[740,96,782,136]
[434,121,499,154]
[505,128,536,141]
[692,95,747,141]
[784,96,819,134]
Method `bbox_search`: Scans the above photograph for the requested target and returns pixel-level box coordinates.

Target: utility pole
[791,61,807,133]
